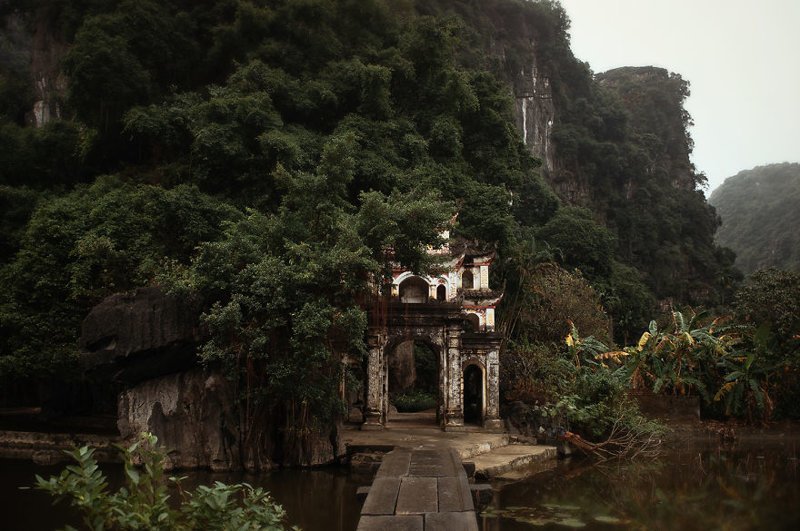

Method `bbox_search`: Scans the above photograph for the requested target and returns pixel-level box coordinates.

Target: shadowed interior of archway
[464,364,483,425]
[386,339,439,425]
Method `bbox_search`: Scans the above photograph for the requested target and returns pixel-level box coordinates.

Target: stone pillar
[479,265,489,289]
[362,333,385,430]
[485,308,495,331]
[483,349,503,431]
[444,322,464,430]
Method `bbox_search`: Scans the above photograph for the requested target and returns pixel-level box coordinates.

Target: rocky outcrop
[514,61,557,174]
[82,287,342,470]
[80,287,202,385]
[29,7,68,126]
[1,8,69,126]
[117,368,239,471]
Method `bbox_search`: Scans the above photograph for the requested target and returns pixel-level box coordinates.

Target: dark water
[481,438,800,530]
[3,438,799,531]
[1,460,361,531]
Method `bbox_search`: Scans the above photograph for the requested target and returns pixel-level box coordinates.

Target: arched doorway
[436,284,447,301]
[463,364,484,425]
[399,276,429,303]
[386,339,439,425]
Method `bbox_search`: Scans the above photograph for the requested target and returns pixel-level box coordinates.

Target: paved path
[357,447,478,531]
[342,411,510,460]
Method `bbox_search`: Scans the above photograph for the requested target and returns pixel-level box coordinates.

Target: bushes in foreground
[33,433,292,531]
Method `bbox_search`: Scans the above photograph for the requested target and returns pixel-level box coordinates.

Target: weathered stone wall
[116,367,344,471]
[117,369,239,471]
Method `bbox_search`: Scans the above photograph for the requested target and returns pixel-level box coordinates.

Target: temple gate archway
[360,241,503,432]
[386,337,441,424]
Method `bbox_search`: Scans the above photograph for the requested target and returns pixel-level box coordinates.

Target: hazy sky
[558,0,800,194]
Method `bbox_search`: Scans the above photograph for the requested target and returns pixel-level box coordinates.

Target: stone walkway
[343,411,556,479]
[357,448,478,531]
[343,411,510,460]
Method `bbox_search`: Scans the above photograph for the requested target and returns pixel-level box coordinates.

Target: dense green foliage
[710,163,800,274]
[35,433,291,530]
[733,269,800,418]
[0,0,786,458]
[502,325,665,459]
[0,0,538,453]
[0,178,239,379]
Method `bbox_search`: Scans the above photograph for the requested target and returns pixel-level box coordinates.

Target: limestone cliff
[0,6,68,126]
[28,6,68,126]
[597,66,697,192]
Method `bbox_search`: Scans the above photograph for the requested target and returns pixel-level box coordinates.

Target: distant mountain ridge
[709,163,800,274]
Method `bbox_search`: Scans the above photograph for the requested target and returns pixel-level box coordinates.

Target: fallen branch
[560,415,664,461]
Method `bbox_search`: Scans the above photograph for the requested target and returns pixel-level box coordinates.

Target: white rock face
[515,61,556,172]
[117,369,240,471]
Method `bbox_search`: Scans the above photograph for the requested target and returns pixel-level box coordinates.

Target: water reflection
[482,439,800,530]
[182,468,361,531]
[4,439,799,530]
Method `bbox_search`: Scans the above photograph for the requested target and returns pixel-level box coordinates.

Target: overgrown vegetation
[33,433,292,530]
[393,390,437,413]
[0,0,794,468]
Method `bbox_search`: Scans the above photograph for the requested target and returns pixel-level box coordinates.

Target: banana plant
[619,311,732,401]
[714,327,776,422]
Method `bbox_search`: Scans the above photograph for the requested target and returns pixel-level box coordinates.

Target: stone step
[0,430,121,464]
[454,434,510,460]
[470,443,557,480]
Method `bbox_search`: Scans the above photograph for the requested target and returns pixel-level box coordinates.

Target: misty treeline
[710,162,800,275]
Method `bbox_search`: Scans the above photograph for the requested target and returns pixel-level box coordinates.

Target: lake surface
[3,436,799,530]
[481,437,800,530]
[1,460,362,531]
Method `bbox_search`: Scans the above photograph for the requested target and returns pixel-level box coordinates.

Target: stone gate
[359,242,503,431]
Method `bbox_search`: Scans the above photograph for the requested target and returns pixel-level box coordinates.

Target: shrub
[393,390,437,412]
[33,433,293,531]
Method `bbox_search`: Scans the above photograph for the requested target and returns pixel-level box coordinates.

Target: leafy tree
[500,261,612,348]
[63,21,152,130]
[0,185,41,263]
[714,340,775,422]
[537,207,616,280]
[734,268,800,351]
[597,260,656,345]
[0,178,239,380]
[165,134,453,462]
[622,312,725,402]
